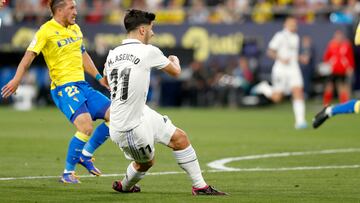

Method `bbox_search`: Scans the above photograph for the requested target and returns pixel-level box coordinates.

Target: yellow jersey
[27,18,85,89]
[355,22,360,46]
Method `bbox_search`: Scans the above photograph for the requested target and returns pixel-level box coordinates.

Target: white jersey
[104,39,170,131]
[269,29,300,68]
[269,29,303,92]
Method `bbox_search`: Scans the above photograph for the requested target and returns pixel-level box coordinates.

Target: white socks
[82,150,92,157]
[326,106,333,117]
[173,145,207,188]
[121,162,146,191]
[292,99,306,125]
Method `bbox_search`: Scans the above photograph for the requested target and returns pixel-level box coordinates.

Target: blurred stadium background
[1,0,360,108]
[1,0,360,202]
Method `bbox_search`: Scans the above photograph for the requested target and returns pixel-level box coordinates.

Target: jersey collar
[283,29,294,35]
[122,39,142,45]
[50,18,73,29]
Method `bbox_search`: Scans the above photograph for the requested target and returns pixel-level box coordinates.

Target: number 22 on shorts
[65,86,80,97]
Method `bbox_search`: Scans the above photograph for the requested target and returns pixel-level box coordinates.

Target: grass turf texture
[0,102,360,202]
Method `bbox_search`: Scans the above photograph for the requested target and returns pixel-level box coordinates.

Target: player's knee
[169,129,190,150]
[135,160,154,172]
[80,124,93,136]
[272,96,282,103]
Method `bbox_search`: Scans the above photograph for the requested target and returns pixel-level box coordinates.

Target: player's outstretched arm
[82,51,109,90]
[162,55,181,78]
[1,51,36,98]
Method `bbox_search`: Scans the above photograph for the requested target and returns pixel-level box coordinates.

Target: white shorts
[110,106,177,163]
[272,64,303,94]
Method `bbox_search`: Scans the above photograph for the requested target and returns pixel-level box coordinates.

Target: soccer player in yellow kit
[1,0,110,183]
[313,25,360,129]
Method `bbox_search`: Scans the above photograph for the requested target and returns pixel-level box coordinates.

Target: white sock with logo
[121,162,146,191]
[173,145,207,188]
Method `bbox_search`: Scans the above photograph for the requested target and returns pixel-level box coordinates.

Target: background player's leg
[323,82,334,106]
[251,81,273,98]
[313,99,360,129]
[331,99,360,116]
[292,86,307,129]
[337,81,350,104]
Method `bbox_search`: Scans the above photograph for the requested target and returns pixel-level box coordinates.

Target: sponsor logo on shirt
[57,37,81,48]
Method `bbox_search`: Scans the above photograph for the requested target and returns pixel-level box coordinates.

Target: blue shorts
[50,81,110,123]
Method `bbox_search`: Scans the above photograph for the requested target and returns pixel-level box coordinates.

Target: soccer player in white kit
[252,17,307,129]
[103,9,226,196]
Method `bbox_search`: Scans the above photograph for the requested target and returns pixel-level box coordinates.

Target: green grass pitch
[1,102,360,202]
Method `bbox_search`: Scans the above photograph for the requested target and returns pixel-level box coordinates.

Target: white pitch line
[1,148,360,181]
[207,165,360,172]
[0,171,187,181]
[207,148,360,171]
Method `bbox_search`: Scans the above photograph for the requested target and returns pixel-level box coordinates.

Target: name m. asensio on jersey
[107,54,141,66]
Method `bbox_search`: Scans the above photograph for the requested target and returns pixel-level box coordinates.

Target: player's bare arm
[82,51,109,89]
[162,55,181,78]
[1,51,37,98]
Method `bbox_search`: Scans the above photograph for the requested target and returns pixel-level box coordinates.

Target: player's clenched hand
[1,79,20,98]
[168,55,180,65]
[98,77,110,90]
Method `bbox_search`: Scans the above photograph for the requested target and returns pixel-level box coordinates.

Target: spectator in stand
[105,0,125,25]
[85,0,104,24]
[231,56,254,105]
[307,0,327,8]
[307,0,328,21]
[0,0,6,8]
[322,30,354,106]
[181,60,210,106]
[155,0,185,24]
[293,0,315,23]
[187,0,209,24]
[277,0,293,7]
[0,0,13,26]
[329,0,353,24]
[344,0,360,23]
[13,0,31,23]
[130,0,148,10]
[252,0,273,24]
[214,0,241,24]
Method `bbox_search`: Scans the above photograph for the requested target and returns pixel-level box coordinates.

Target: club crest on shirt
[28,37,37,49]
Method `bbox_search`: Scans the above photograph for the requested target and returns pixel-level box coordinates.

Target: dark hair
[124,9,156,33]
[49,0,66,14]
